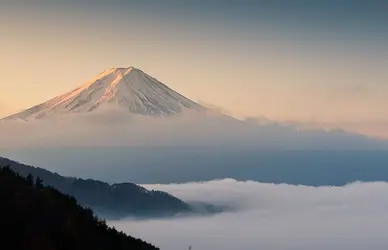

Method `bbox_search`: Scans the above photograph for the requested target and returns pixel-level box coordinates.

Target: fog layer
[110,179,388,250]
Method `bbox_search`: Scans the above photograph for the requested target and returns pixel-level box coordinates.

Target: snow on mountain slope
[4,67,205,120]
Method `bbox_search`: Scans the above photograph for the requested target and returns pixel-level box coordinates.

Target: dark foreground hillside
[0,166,159,250]
[0,157,191,219]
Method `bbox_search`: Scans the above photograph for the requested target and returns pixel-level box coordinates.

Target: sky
[1,1,388,129]
[110,179,388,250]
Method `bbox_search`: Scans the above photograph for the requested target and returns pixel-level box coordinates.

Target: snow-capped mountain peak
[4,67,205,120]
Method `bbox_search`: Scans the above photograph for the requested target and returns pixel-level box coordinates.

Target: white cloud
[110,179,388,250]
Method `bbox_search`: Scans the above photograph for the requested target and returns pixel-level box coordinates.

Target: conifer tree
[26,174,34,185]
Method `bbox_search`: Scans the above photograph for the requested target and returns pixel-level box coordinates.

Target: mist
[0,109,379,149]
[110,179,388,250]
[1,111,388,185]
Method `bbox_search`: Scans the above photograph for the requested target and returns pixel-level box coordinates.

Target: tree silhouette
[26,174,34,185]
[35,176,43,188]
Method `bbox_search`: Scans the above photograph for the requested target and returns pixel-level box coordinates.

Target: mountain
[1,66,385,152]
[0,166,158,250]
[0,157,192,219]
[4,67,204,120]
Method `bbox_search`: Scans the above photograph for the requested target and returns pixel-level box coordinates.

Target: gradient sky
[1,1,388,129]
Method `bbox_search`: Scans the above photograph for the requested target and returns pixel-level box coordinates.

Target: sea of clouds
[110,179,388,250]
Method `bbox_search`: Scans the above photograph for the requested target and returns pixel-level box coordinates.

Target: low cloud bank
[0,110,382,149]
[110,179,388,250]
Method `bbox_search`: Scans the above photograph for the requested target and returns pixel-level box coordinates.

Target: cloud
[0,110,380,149]
[197,101,234,117]
[109,179,388,250]
[320,120,388,139]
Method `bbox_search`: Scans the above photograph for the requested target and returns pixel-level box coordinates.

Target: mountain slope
[0,157,191,219]
[0,166,158,250]
[4,67,204,120]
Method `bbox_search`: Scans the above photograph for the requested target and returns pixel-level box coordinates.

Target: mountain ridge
[0,156,193,219]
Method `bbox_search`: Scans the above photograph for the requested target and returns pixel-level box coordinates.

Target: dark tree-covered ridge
[0,166,159,250]
[0,157,191,219]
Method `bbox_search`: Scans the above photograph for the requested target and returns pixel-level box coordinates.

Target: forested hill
[0,166,159,250]
[0,157,191,219]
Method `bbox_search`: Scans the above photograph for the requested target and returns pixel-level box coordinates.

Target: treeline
[0,157,191,219]
[0,166,159,250]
